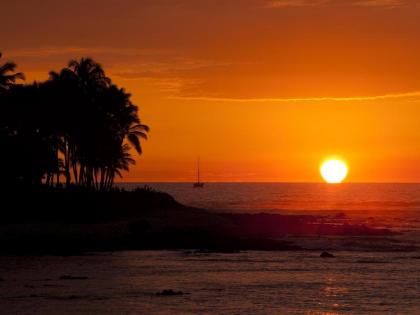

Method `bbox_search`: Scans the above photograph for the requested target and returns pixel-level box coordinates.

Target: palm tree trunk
[109,175,115,190]
[94,168,100,191]
[79,164,85,186]
[72,160,78,185]
[99,167,105,191]
[56,147,60,186]
[64,138,71,187]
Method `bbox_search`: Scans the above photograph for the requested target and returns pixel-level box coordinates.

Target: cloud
[266,0,415,8]
[355,0,412,6]
[170,91,420,102]
[266,0,329,7]
[7,47,171,60]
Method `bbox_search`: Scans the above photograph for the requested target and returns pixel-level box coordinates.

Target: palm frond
[1,73,25,82]
[48,71,59,80]
[114,169,123,178]
[68,59,79,70]
[127,133,142,154]
[130,131,148,140]
[130,123,150,132]
[0,62,17,74]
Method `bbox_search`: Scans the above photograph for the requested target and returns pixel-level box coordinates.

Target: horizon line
[115,181,420,184]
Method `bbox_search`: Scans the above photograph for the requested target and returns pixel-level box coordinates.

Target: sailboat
[193,157,204,188]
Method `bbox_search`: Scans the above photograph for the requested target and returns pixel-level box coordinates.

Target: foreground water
[0,250,419,314]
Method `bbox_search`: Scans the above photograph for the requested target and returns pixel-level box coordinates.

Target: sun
[320,159,348,184]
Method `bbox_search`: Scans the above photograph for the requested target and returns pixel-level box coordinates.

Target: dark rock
[334,213,347,219]
[0,277,5,282]
[155,289,185,296]
[59,275,89,280]
[320,251,335,258]
[194,248,240,254]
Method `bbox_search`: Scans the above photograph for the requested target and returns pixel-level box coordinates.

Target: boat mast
[197,157,200,183]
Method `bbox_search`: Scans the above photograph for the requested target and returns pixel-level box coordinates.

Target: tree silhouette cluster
[0,53,148,191]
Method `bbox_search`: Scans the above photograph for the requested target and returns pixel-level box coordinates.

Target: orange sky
[2,0,420,182]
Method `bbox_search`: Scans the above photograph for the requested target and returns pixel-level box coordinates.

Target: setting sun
[320,159,348,184]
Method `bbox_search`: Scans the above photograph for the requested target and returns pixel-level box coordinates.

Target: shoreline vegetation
[0,53,411,255]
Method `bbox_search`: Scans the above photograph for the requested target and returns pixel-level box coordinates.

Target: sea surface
[121,182,420,213]
[2,183,420,314]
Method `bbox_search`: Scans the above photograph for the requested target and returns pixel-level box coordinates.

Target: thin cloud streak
[266,0,415,8]
[266,0,329,7]
[171,91,420,102]
[356,0,406,6]
[6,47,173,59]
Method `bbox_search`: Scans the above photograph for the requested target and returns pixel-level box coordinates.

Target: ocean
[0,250,419,314]
[1,183,419,314]
[120,182,420,213]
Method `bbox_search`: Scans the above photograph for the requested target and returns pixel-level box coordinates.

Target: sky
[2,0,420,182]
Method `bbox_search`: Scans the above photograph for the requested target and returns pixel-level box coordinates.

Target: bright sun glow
[320,159,348,184]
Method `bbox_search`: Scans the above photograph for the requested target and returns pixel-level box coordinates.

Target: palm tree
[90,84,149,190]
[99,85,149,184]
[68,57,110,90]
[68,58,112,189]
[102,144,135,191]
[102,85,149,154]
[48,58,110,188]
[47,57,149,190]
[0,52,24,92]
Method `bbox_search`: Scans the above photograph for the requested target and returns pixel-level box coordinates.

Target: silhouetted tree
[0,52,24,92]
[0,83,60,188]
[0,55,148,192]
